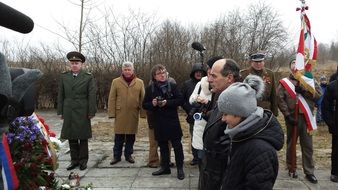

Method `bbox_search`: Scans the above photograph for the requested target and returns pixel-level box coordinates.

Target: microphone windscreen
[0,2,34,34]
[191,42,206,51]
[0,52,12,109]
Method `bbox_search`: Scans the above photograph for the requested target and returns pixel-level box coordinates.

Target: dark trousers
[199,151,228,190]
[69,139,88,166]
[113,134,135,159]
[332,134,338,175]
[158,138,184,169]
[189,123,198,161]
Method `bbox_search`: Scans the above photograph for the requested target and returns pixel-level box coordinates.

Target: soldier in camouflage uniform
[240,52,278,116]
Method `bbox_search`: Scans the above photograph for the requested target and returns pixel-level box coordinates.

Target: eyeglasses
[155,71,166,76]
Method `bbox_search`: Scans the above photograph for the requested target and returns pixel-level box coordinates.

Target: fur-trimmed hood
[0,52,43,121]
[0,53,12,99]
[200,76,212,96]
[10,68,43,101]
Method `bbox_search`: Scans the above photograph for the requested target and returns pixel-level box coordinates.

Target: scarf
[122,74,135,85]
[224,107,264,139]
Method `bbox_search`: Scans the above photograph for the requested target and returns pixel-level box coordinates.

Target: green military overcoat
[57,70,97,139]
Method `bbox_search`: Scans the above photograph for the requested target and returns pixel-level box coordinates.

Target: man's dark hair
[151,64,166,81]
[207,56,223,69]
[221,59,241,82]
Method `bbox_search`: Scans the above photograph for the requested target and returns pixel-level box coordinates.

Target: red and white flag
[294,2,318,96]
[279,78,317,132]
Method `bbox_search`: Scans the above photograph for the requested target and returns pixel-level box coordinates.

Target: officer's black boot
[152,167,171,175]
[177,167,185,180]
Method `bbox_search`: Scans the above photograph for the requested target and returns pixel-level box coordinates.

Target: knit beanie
[218,74,264,118]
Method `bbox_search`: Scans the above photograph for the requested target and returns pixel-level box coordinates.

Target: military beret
[66,51,85,63]
[249,52,266,62]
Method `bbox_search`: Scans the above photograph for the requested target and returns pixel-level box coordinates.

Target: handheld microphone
[0,2,34,34]
[191,42,206,52]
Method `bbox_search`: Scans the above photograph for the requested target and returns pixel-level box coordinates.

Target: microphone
[0,2,34,34]
[191,42,206,52]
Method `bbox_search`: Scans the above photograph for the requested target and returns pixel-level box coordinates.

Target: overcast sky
[1,0,337,52]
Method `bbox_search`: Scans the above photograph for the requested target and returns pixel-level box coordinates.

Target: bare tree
[0,1,304,108]
[244,1,288,69]
[201,9,247,63]
[149,20,193,85]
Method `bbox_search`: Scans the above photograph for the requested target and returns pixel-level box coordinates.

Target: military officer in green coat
[240,51,278,116]
[57,51,97,170]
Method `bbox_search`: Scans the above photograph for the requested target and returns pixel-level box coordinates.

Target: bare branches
[6,2,335,109]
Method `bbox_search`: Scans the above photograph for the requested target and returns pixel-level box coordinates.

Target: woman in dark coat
[321,73,338,182]
[217,75,284,189]
[142,64,185,180]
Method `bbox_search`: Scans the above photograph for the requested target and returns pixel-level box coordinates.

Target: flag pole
[289,0,307,177]
[290,87,299,176]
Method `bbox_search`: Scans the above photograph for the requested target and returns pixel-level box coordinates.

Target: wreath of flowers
[7,114,58,189]
[4,112,96,189]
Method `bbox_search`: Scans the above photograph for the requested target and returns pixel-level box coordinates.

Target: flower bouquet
[6,113,58,189]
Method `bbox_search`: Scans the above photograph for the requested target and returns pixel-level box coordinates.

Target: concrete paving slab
[80,176,136,188]
[132,176,190,188]
[35,110,338,190]
[87,168,140,177]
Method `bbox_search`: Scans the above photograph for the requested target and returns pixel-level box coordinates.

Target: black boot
[177,168,185,180]
[152,167,171,176]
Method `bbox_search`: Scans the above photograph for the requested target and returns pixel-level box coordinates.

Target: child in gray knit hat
[217,74,284,189]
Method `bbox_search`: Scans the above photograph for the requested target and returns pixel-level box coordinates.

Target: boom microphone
[191,42,206,52]
[0,2,34,34]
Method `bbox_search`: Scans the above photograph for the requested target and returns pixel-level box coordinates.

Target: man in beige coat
[108,61,145,165]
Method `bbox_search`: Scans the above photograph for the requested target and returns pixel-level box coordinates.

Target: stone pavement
[37,110,338,190]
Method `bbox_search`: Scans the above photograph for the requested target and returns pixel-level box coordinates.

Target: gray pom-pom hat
[218,74,265,118]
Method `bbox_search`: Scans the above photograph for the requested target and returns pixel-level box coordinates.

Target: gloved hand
[295,85,306,95]
[285,115,296,126]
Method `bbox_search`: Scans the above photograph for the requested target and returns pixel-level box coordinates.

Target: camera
[189,101,212,121]
[193,112,203,120]
[156,96,164,106]
[188,102,203,117]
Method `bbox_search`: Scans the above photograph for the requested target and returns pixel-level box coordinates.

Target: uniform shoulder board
[85,71,92,75]
[62,71,69,74]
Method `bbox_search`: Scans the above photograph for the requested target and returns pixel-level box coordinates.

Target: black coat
[181,63,207,123]
[329,72,337,83]
[221,110,284,190]
[199,106,229,190]
[181,78,199,123]
[203,106,229,153]
[322,80,338,134]
[142,81,183,141]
